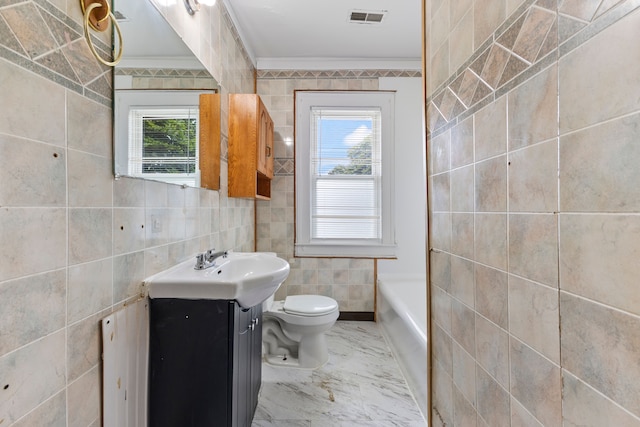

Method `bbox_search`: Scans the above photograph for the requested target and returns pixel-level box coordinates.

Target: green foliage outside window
[143,118,197,173]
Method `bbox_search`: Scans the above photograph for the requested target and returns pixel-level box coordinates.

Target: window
[115,90,211,187]
[295,91,396,258]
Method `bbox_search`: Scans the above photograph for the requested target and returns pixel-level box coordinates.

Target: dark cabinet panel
[149,299,262,427]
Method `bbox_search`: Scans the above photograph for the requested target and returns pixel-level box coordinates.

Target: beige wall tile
[453,341,476,405]
[11,391,66,427]
[69,208,113,265]
[475,314,510,388]
[451,165,474,212]
[475,155,507,212]
[451,298,476,355]
[0,61,65,146]
[431,173,451,212]
[433,323,454,375]
[560,214,640,316]
[0,270,66,357]
[510,338,562,427]
[559,8,640,133]
[431,39,451,91]
[450,9,474,72]
[68,149,113,207]
[0,135,66,207]
[0,208,66,282]
[560,112,640,212]
[67,91,112,158]
[508,65,558,150]
[475,213,507,270]
[450,117,474,168]
[562,371,640,427]
[475,95,507,161]
[0,331,66,425]
[67,310,107,383]
[451,213,474,259]
[509,275,560,362]
[67,258,113,324]
[433,360,455,426]
[509,139,558,213]
[561,292,640,417]
[509,213,558,287]
[431,212,452,252]
[431,250,452,291]
[451,255,475,308]
[511,397,544,427]
[474,0,506,48]
[476,364,510,426]
[453,384,477,426]
[431,130,451,174]
[113,251,145,304]
[67,366,101,427]
[475,264,508,329]
[433,284,453,333]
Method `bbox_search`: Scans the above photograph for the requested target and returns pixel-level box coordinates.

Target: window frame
[295,90,396,258]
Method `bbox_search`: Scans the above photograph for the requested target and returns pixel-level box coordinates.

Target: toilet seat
[283,295,339,316]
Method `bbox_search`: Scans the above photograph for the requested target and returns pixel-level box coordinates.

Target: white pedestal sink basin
[145,251,290,308]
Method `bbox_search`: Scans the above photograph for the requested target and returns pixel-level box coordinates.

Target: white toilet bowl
[262,295,339,369]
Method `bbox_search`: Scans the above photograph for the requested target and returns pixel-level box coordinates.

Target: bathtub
[377,277,428,419]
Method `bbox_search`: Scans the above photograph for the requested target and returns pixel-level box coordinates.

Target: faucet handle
[195,253,206,269]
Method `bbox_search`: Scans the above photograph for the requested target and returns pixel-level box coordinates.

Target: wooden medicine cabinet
[228,94,274,199]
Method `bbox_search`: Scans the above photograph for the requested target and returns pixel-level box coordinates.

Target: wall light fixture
[184,0,216,15]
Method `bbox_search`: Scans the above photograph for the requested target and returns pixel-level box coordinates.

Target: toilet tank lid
[284,295,339,316]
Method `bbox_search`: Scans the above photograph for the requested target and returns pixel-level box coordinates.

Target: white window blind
[128,108,199,179]
[310,108,382,240]
[295,91,396,258]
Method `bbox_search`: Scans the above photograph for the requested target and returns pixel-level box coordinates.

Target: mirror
[113,0,220,189]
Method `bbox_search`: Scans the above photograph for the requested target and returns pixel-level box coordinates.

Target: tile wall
[426,0,640,425]
[0,0,255,425]
[256,69,421,312]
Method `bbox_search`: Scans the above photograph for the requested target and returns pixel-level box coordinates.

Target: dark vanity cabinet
[149,299,262,427]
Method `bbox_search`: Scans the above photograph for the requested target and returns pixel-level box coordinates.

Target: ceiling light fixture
[184,0,216,15]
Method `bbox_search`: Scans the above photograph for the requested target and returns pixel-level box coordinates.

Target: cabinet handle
[266,146,271,158]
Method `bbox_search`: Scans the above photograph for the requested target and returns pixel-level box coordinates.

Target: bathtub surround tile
[432,360,454,427]
[0,331,66,425]
[451,298,476,355]
[451,166,474,212]
[510,338,562,427]
[511,6,556,63]
[451,213,474,259]
[476,364,511,427]
[453,385,477,427]
[511,397,545,427]
[431,173,451,212]
[0,134,66,207]
[452,341,476,406]
[474,95,507,161]
[475,155,507,212]
[0,269,66,357]
[431,130,451,174]
[560,112,640,212]
[509,275,560,362]
[560,214,640,316]
[560,292,640,417]
[450,117,474,168]
[508,65,558,150]
[450,255,475,307]
[562,371,640,427]
[508,213,558,287]
[433,323,454,375]
[430,212,452,252]
[508,139,558,212]
[433,284,453,333]
[475,314,510,388]
[474,0,507,48]
[475,264,508,329]
[474,213,507,270]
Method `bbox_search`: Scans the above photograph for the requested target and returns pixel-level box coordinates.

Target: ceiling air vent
[349,10,386,24]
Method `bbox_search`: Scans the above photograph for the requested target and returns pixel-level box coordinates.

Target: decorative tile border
[258,69,421,79]
[427,0,640,137]
[0,0,113,106]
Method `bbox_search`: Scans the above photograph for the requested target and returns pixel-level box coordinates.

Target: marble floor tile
[253,321,427,426]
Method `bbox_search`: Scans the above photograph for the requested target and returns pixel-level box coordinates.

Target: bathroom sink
[145,252,290,308]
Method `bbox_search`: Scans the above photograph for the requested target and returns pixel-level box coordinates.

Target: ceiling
[223,0,422,70]
[114,0,422,71]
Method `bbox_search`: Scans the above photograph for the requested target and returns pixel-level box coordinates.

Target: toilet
[262,294,339,369]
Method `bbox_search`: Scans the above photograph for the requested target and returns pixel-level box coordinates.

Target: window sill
[294,243,397,258]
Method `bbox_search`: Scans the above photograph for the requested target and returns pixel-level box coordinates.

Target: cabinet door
[264,116,274,178]
[257,105,271,177]
[250,305,263,416]
[234,305,254,427]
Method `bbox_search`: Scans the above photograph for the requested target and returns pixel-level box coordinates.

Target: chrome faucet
[194,248,228,270]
